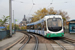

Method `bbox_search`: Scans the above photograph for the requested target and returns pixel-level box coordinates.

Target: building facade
[19,15,27,27]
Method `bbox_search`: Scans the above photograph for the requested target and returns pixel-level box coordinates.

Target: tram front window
[47,18,62,32]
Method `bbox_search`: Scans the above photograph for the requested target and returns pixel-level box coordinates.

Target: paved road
[10,43,75,50]
[0,32,24,50]
[64,33,75,40]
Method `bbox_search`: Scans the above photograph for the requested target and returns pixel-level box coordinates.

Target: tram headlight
[47,31,50,33]
[62,30,64,32]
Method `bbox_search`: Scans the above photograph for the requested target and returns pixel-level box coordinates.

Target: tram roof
[27,18,44,26]
[27,15,62,26]
[45,15,62,18]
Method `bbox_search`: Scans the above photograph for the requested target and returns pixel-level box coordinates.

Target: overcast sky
[0,0,75,24]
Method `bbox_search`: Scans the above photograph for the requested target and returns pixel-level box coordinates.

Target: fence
[0,30,15,40]
[0,31,7,40]
[16,30,26,32]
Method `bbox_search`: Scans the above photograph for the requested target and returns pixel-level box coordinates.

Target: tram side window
[34,25,37,30]
[30,25,34,29]
[27,26,30,29]
[38,23,41,30]
[41,22,44,29]
[44,21,46,31]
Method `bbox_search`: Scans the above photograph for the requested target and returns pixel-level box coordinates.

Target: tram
[27,15,64,38]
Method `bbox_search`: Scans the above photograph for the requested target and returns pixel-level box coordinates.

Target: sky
[0,0,75,24]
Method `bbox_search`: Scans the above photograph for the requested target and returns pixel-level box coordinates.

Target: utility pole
[13,10,14,29]
[9,0,12,37]
[13,10,15,33]
[13,10,14,23]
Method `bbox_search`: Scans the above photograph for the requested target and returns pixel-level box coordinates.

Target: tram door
[41,22,44,35]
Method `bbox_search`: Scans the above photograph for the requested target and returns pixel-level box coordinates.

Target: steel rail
[54,40,67,50]
[63,37,75,43]
[31,34,39,50]
[19,32,38,50]
[19,33,31,50]
[60,37,75,46]
[61,39,75,46]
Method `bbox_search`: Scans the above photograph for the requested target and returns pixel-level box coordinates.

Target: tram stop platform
[0,32,24,50]
[64,33,75,40]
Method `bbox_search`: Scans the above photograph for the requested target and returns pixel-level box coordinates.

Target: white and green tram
[27,15,64,38]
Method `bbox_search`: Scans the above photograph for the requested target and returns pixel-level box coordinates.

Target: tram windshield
[47,18,62,32]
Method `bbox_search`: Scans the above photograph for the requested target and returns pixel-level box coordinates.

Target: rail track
[30,32,75,50]
[19,32,31,50]
[50,37,75,50]
[31,34,38,50]
[4,31,75,50]
[51,38,75,50]
[19,32,39,50]
[4,32,39,50]
[32,33,68,50]
[20,32,75,50]
[53,40,67,50]
[60,37,75,46]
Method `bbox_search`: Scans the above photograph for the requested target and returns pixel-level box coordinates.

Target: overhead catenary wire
[27,0,35,17]
[12,0,24,3]
[27,5,34,17]
[47,0,68,8]
[47,0,53,8]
